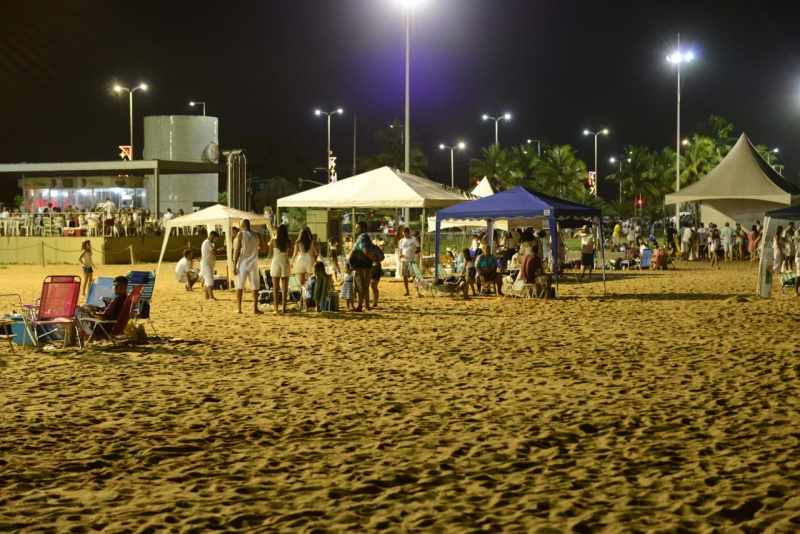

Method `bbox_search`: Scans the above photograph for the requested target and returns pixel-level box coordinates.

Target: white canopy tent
[665,133,800,228]
[471,177,496,198]
[277,166,474,251]
[155,204,273,287]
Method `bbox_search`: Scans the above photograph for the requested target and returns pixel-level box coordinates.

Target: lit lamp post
[482,113,511,146]
[440,142,465,188]
[315,108,343,182]
[610,155,630,203]
[189,101,206,116]
[583,128,608,195]
[114,83,148,160]
[526,139,541,157]
[766,147,778,166]
[667,36,694,224]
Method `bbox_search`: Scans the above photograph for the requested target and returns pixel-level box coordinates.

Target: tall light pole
[440,142,465,188]
[114,83,147,160]
[526,139,541,157]
[766,147,779,166]
[403,2,413,175]
[482,113,511,146]
[189,101,206,116]
[668,35,694,224]
[583,128,608,195]
[610,155,630,203]
[315,108,343,182]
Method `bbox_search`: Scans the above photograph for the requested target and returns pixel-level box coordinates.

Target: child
[328,235,341,283]
[78,240,94,297]
[340,263,355,310]
[306,261,331,312]
[710,229,721,270]
[461,247,477,296]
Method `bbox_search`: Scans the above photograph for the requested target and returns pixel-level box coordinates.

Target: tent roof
[164,204,272,228]
[434,186,601,228]
[470,177,495,197]
[665,133,800,205]
[276,166,475,209]
[765,204,800,219]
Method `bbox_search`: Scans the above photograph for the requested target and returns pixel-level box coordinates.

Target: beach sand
[1,260,800,532]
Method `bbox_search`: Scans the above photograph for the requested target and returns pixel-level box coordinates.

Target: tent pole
[550,216,559,297]
[597,216,606,293]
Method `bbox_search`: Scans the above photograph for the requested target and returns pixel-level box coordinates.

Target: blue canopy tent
[432,187,605,297]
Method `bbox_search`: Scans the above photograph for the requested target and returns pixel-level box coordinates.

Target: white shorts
[724,243,733,253]
[201,264,214,287]
[237,266,259,290]
[400,261,413,277]
[294,253,314,275]
[271,255,291,278]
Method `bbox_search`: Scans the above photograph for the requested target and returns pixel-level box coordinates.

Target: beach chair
[85,277,115,307]
[779,272,797,294]
[308,275,332,311]
[410,262,433,297]
[288,274,305,309]
[258,269,273,308]
[126,271,157,335]
[505,279,526,298]
[634,248,652,270]
[0,294,25,353]
[169,264,187,289]
[22,275,82,349]
[78,285,142,346]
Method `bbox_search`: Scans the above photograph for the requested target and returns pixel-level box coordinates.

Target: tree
[533,144,588,197]
[701,114,736,158]
[681,135,720,187]
[357,120,428,177]
[470,144,517,190]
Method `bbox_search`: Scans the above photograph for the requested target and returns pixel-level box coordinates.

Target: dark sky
[2,0,800,205]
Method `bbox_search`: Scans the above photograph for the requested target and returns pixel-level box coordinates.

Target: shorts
[236,266,259,291]
[723,243,734,253]
[581,252,594,267]
[400,261,413,277]
[371,264,383,281]
[271,255,291,278]
[82,266,93,274]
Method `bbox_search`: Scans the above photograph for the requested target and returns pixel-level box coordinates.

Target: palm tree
[357,120,429,177]
[533,144,588,197]
[681,135,720,187]
[470,144,517,191]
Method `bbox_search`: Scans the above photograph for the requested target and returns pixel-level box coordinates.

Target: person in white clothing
[233,219,265,314]
[102,197,116,236]
[397,227,419,296]
[200,231,219,300]
[176,249,200,291]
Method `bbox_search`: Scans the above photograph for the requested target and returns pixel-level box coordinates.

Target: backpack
[370,244,385,262]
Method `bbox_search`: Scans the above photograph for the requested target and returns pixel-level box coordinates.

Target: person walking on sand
[78,240,94,296]
[233,219,265,314]
[574,225,596,276]
[347,220,377,312]
[773,225,785,274]
[397,227,419,296]
[201,231,219,301]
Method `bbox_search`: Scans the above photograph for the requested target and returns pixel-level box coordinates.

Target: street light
[315,108,343,182]
[526,139,541,157]
[583,128,608,195]
[667,34,695,223]
[482,113,511,146]
[439,142,466,188]
[766,147,779,166]
[189,101,206,116]
[610,155,630,203]
[113,83,147,160]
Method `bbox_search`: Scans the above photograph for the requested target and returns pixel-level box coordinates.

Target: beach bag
[348,247,372,269]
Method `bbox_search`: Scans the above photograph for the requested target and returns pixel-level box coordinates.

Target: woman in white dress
[773,226,785,274]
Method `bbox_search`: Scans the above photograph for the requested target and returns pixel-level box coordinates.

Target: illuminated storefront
[22,175,146,213]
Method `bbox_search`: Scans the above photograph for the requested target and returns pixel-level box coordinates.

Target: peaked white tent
[665,133,800,227]
[277,166,475,251]
[471,177,496,198]
[155,204,273,287]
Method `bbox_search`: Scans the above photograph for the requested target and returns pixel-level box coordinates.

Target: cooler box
[213,277,229,290]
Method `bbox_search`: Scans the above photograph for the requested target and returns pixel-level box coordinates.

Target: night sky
[2,0,800,207]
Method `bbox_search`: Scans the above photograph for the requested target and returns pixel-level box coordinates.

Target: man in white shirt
[397,227,419,296]
[176,249,200,291]
[720,222,736,262]
[102,198,116,236]
[200,231,219,300]
[575,225,596,276]
[233,218,265,314]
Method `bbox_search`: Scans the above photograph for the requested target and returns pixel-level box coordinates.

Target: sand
[1,260,800,532]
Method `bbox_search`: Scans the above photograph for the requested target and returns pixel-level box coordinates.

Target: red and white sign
[119,146,131,161]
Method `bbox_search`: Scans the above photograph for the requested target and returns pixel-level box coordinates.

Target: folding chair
[410,262,433,297]
[288,274,305,309]
[126,271,157,335]
[634,248,652,270]
[78,286,142,346]
[505,279,525,298]
[85,277,115,307]
[779,273,797,294]
[258,269,274,309]
[22,275,82,349]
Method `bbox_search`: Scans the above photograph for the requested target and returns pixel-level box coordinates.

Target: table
[62,228,86,237]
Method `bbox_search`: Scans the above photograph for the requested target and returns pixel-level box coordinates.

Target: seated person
[176,249,200,291]
[474,248,503,296]
[516,246,553,299]
[305,261,331,312]
[76,276,129,335]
